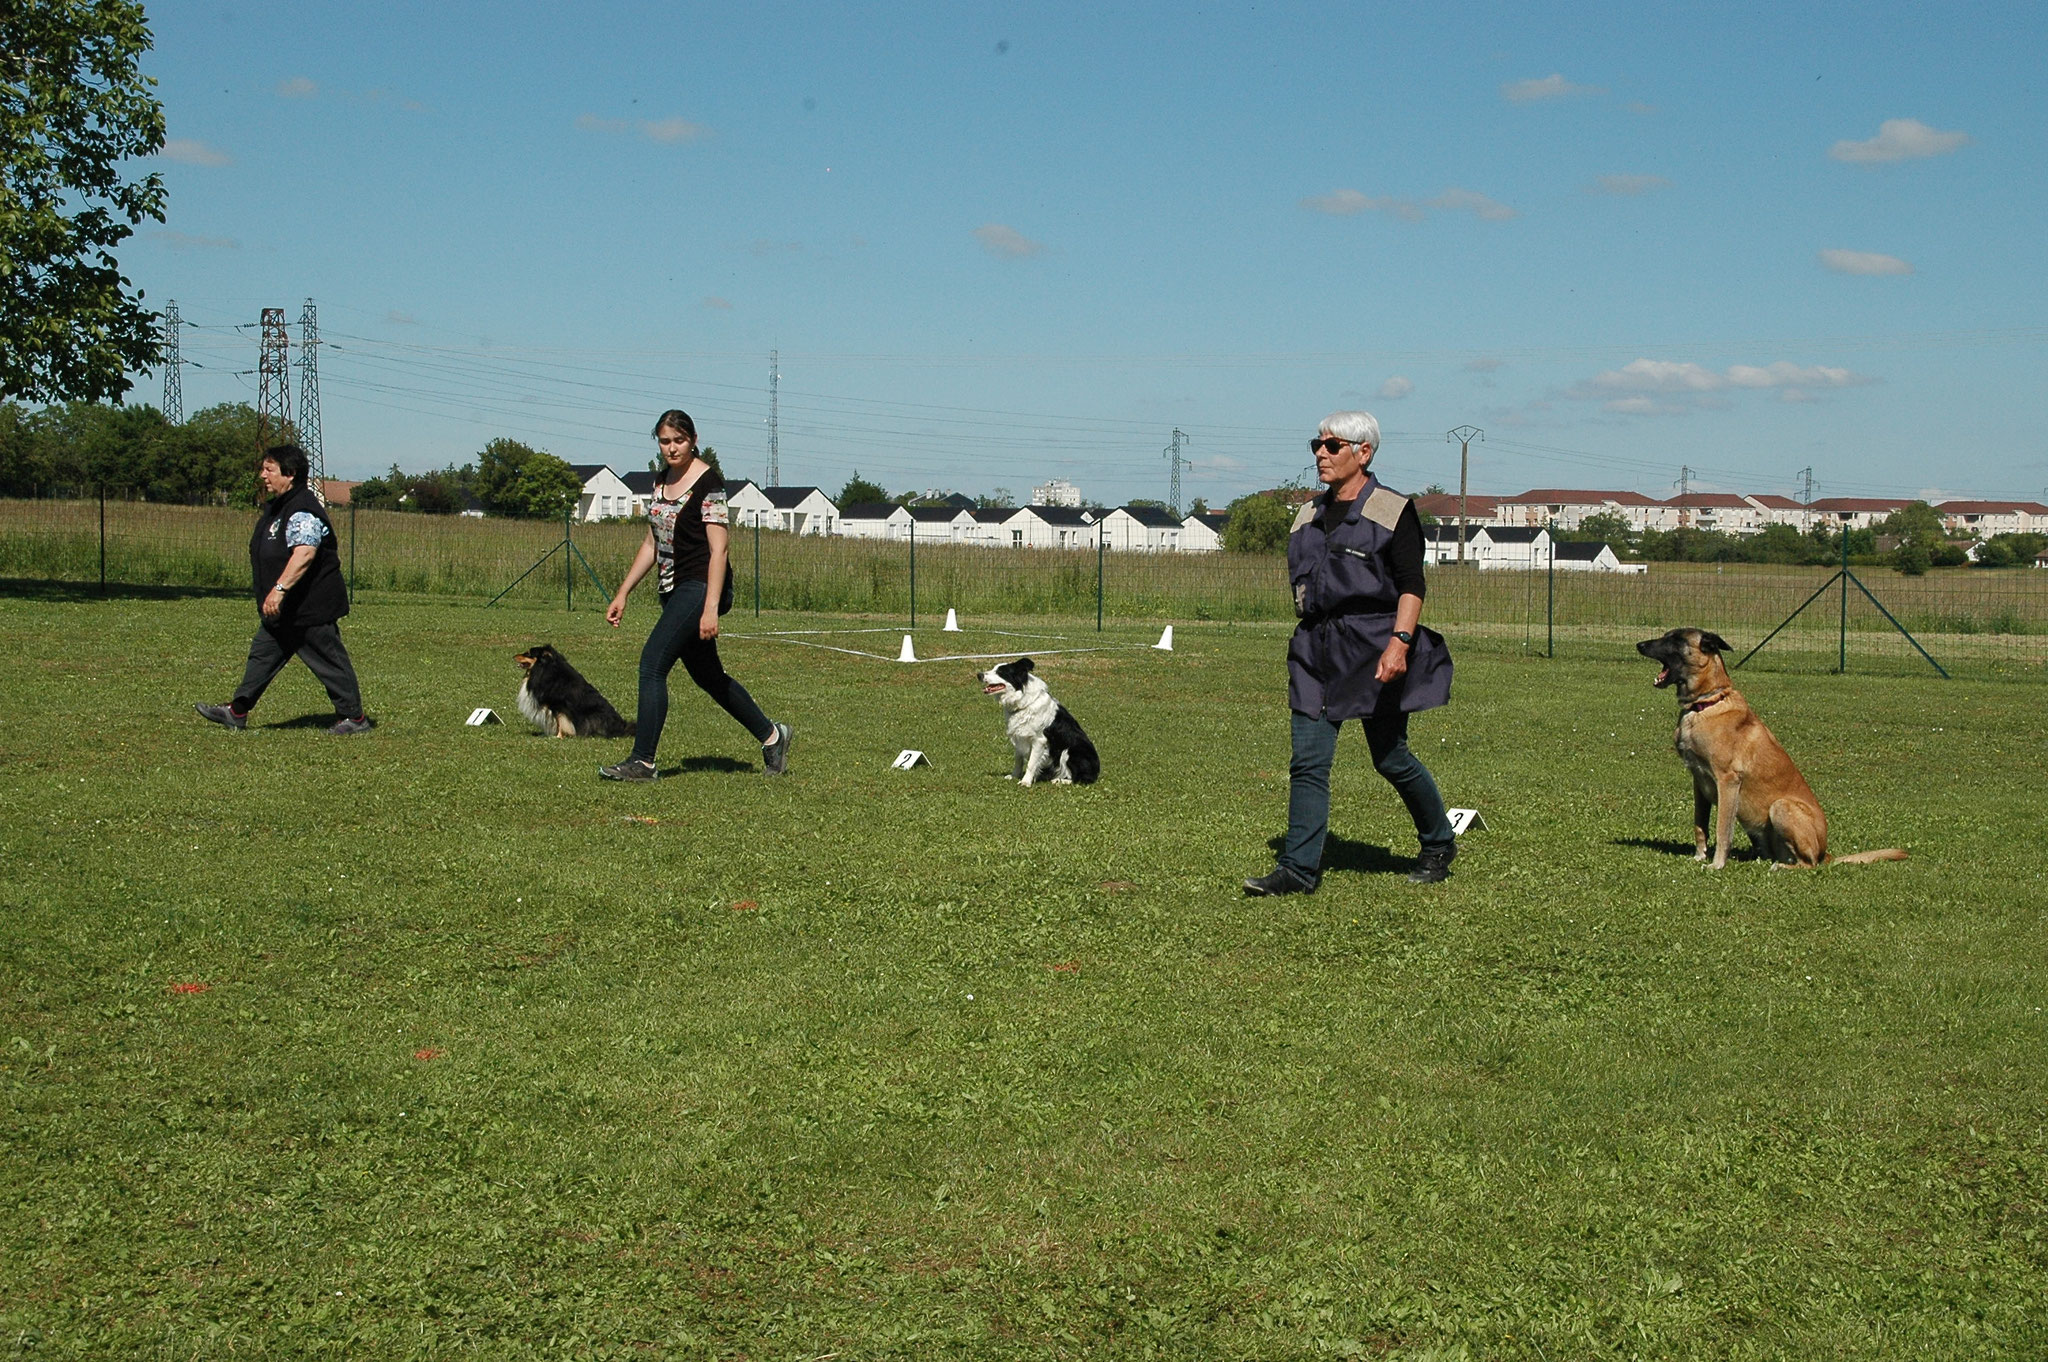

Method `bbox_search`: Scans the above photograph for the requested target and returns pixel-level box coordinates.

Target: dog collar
[1685,689,1731,714]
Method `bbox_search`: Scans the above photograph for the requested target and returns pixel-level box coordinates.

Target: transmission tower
[298,299,325,491]
[767,348,780,485]
[1446,425,1483,563]
[161,301,184,423]
[1797,466,1817,532]
[256,308,291,458]
[1163,428,1188,515]
[1675,464,1695,526]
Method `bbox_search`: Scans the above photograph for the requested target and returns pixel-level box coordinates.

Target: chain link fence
[5,493,2045,678]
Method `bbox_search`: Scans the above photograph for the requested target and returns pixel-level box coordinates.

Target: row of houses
[570,466,1232,551]
[1414,490,2048,538]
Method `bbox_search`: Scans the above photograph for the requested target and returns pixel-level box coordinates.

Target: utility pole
[1163,428,1189,516]
[767,349,780,486]
[1446,425,1483,564]
[161,301,183,423]
[298,299,325,493]
[256,308,290,459]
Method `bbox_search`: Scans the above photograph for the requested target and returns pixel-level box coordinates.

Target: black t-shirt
[1321,497,1428,598]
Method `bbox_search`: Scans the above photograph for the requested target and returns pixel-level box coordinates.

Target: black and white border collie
[976,657,1099,786]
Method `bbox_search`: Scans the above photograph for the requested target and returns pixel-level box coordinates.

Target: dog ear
[1016,657,1034,673]
[1698,631,1732,655]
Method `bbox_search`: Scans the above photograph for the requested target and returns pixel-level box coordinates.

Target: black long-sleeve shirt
[1320,497,1427,598]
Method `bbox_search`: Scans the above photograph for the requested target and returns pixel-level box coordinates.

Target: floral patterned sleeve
[285,511,329,547]
[700,487,729,526]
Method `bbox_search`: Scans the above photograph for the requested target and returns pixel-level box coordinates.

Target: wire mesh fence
[5,494,2046,679]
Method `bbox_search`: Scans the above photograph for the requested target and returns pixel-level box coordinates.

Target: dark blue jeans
[630,581,773,764]
[1280,708,1454,886]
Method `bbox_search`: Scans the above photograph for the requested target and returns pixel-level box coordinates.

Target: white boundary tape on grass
[728,624,1175,664]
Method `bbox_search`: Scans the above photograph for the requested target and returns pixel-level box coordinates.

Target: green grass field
[4,590,2045,1359]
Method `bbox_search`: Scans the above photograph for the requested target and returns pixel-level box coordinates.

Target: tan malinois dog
[1636,628,1907,869]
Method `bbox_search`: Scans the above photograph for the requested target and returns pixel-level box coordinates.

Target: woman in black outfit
[195,444,372,735]
[601,409,790,781]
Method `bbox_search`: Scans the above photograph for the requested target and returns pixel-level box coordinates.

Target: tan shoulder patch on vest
[1289,500,1318,534]
[1363,487,1408,531]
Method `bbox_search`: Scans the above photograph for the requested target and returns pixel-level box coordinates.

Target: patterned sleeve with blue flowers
[285,511,329,548]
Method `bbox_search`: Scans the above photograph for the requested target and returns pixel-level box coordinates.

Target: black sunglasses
[1308,437,1365,455]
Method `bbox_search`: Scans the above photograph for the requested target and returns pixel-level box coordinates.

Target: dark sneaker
[600,757,658,782]
[1242,866,1317,897]
[329,716,375,736]
[762,722,792,776]
[1407,843,1458,885]
[196,703,247,730]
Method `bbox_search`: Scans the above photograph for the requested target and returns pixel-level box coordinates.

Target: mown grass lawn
[3,589,2044,1359]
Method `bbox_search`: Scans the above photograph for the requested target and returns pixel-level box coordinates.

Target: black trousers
[232,620,364,719]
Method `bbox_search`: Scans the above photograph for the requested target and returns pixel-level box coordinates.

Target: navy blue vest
[250,486,349,626]
[1285,476,1452,720]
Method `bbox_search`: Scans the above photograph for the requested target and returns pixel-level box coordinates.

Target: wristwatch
[1391,629,1415,645]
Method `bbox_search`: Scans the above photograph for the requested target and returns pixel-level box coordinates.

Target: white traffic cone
[943,608,961,632]
[897,634,917,663]
[1153,625,1174,651]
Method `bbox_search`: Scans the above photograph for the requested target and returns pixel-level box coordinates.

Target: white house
[1805,497,1912,531]
[836,502,914,540]
[1665,493,1769,534]
[1032,479,1082,507]
[1180,511,1228,552]
[1937,501,2048,537]
[727,483,838,535]
[1099,505,1185,552]
[1745,493,1810,530]
[570,464,637,522]
[621,470,657,519]
[1550,541,1640,573]
[1005,506,1098,550]
[906,504,979,544]
[1470,526,1553,569]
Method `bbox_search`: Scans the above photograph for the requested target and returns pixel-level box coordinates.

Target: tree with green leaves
[838,471,887,506]
[1222,491,1298,554]
[2,0,168,403]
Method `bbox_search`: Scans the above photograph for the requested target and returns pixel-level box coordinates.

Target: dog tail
[622,720,636,737]
[1829,848,1908,865]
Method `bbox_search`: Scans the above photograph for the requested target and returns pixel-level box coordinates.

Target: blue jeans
[630,581,774,764]
[1280,708,1454,885]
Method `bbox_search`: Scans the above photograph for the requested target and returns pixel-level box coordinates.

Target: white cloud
[158,138,230,167]
[1819,248,1913,276]
[1587,173,1669,196]
[1573,357,1872,412]
[1378,376,1414,400]
[150,229,238,251]
[1502,73,1604,103]
[973,223,1043,259]
[1300,187,1514,222]
[1830,117,1969,164]
[276,76,317,99]
[641,117,708,144]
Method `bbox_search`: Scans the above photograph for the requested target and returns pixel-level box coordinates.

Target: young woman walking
[600,409,790,780]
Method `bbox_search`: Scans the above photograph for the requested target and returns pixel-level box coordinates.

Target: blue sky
[133,1,2046,507]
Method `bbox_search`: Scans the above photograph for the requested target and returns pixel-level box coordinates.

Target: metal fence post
[565,503,574,612]
[1546,539,1555,659]
[1838,529,1850,673]
[753,518,761,616]
[98,485,107,594]
[1097,530,1105,632]
[348,500,357,596]
[908,521,917,628]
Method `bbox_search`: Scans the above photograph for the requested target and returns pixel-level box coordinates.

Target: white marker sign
[466,707,501,726]
[1447,807,1487,835]
[891,749,932,770]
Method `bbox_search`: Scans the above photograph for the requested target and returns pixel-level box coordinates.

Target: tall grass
[5,497,2046,674]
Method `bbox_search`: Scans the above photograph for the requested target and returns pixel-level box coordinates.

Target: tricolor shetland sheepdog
[976,657,1099,786]
[514,645,634,738]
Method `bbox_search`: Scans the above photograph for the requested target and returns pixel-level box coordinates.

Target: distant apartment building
[1031,479,1082,508]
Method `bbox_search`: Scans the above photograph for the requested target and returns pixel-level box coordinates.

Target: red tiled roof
[1746,494,1805,509]
[1936,500,2048,515]
[1415,493,1499,518]
[317,479,360,506]
[1666,493,1752,509]
[1502,489,1665,506]
[1806,497,1912,513]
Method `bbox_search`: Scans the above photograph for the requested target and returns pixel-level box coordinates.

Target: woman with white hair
[1244,410,1457,893]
